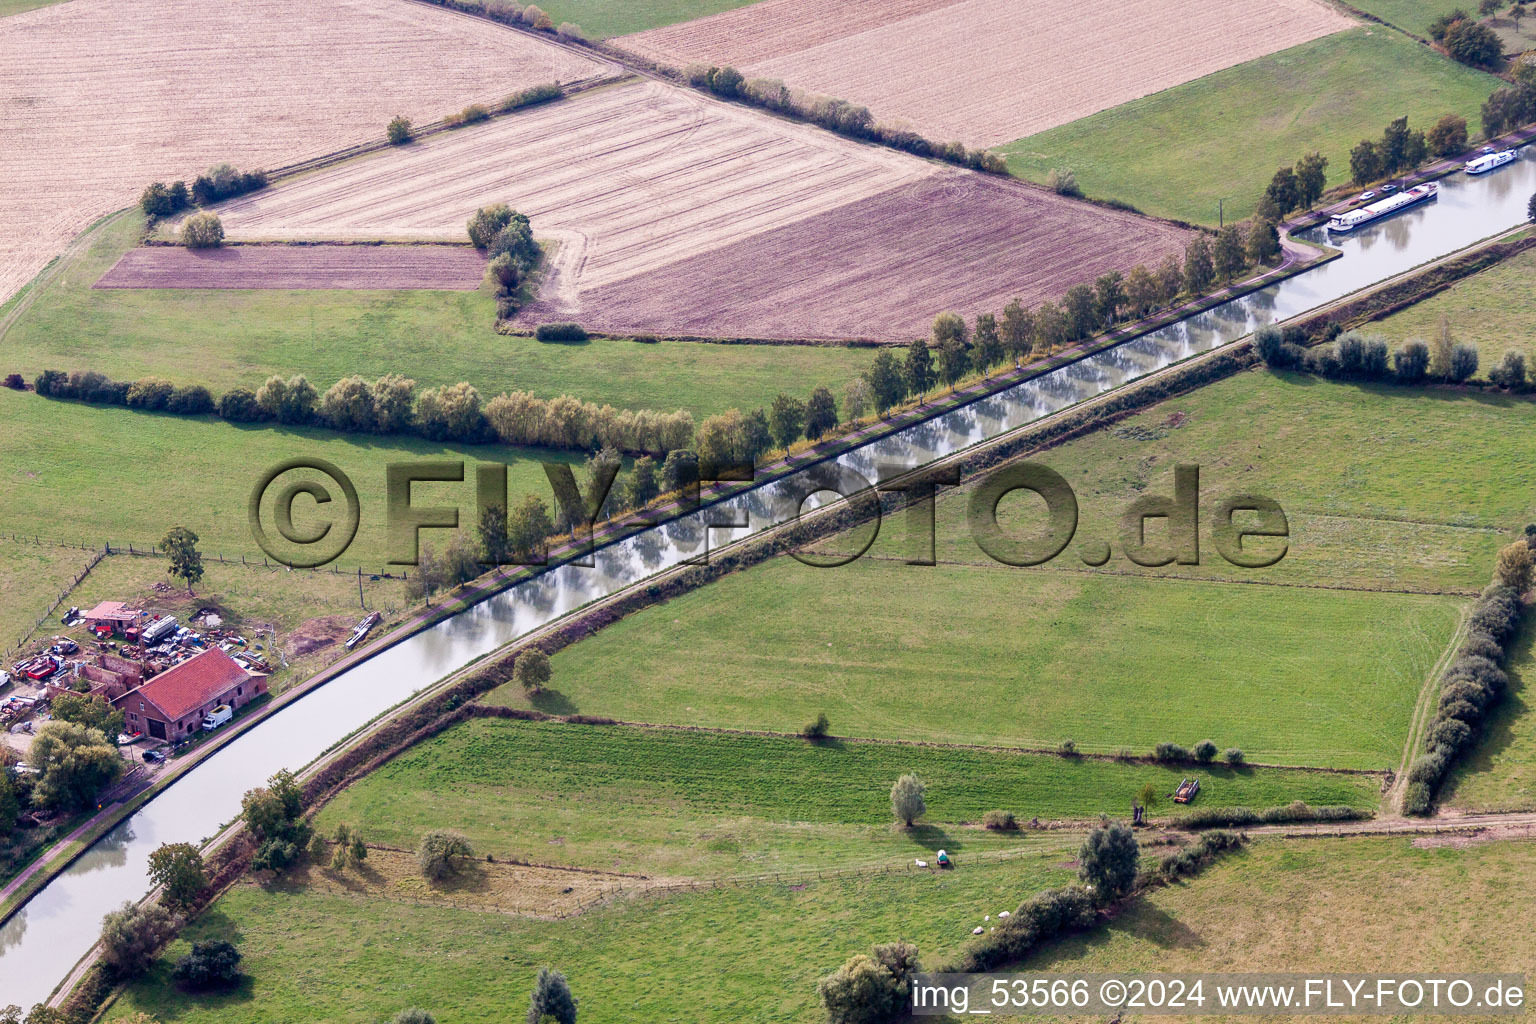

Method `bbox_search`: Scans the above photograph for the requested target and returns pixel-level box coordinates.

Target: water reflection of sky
[4,152,1535,1005]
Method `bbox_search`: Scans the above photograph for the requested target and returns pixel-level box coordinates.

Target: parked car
[142,749,167,764]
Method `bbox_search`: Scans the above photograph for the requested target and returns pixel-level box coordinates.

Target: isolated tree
[1077,821,1140,901]
[418,829,474,880]
[148,843,209,912]
[528,967,578,1024]
[31,721,122,810]
[1183,235,1215,294]
[1350,139,1383,185]
[1246,219,1281,265]
[1515,2,1528,29]
[864,350,906,414]
[1213,225,1245,282]
[172,940,242,991]
[99,900,175,979]
[514,649,552,695]
[1497,540,1535,592]
[972,313,1003,376]
[1482,0,1501,14]
[1264,166,1300,215]
[479,502,512,565]
[1062,283,1097,340]
[161,525,204,593]
[769,393,807,451]
[804,386,838,441]
[180,212,224,249]
[386,115,413,145]
[1136,782,1158,810]
[1000,298,1033,365]
[890,773,926,827]
[1294,151,1329,208]
[1427,114,1470,157]
[903,338,934,402]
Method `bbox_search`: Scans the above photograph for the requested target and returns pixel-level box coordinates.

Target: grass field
[1031,836,1536,982]
[483,370,1536,767]
[0,0,66,15]
[108,855,1075,1024]
[500,555,1456,767]
[0,387,576,567]
[315,718,1380,876]
[1441,618,1536,810]
[1346,0,1485,36]
[0,538,99,653]
[526,0,761,37]
[0,212,870,421]
[997,29,1502,225]
[1369,247,1536,371]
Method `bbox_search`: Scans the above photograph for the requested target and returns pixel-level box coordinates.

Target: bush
[556,21,584,41]
[1489,349,1527,390]
[166,384,215,415]
[527,966,578,1024]
[99,900,174,979]
[1393,340,1430,382]
[181,212,224,248]
[1154,742,1191,763]
[418,829,474,880]
[818,942,918,1024]
[467,203,515,249]
[1172,803,1368,829]
[126,377,174,411]
[982,810,1018,831]
[217,386,266,422]
[801,712,830,740]
[1078,821,1139,901]
[191,165,267,205]
[1449,342,1479,382]
[392,1011,436,1024]
[1223,747,1245,765]
[1058,739,1078,756]
[954,885,1096,973]
[386,115,413,145]
[171,940,242,991]
[1193,740,1218,763]
[1046,168,1080,196]
[535,322,588,342]
[2,372,22,389]
[522,2,552,29]
[501,82,563,112]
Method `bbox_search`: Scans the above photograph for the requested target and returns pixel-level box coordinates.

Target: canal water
[3,151,1534,1004]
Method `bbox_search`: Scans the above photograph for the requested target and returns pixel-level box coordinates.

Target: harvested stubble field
[94,244,488,290]
[0,0,608,306]
[617,0,1354,147]
[529,172,1192,340]
[202,80,934,292]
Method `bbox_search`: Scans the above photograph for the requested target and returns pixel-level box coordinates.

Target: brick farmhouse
[113,648,267,741]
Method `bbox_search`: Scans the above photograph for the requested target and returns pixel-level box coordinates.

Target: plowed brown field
[204,81,936,297]
[517,173,1192,341]
[94,245,487,290]
[0,0,610,305]
[617,0,1353,147]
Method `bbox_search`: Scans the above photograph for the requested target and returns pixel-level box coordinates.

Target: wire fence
[3,533,407,661]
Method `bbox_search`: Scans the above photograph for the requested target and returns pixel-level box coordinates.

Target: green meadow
[998,29,1501,224]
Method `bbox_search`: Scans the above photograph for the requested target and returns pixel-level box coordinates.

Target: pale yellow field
[0,0,610,305]
[618,0,1355,147]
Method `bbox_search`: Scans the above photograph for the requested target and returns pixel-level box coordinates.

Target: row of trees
[1482,71,1536,138]
[31,366,699,457]
[138,163,267,220]
[1349,115,1459,186]
[685,64,1006,174]
[853,227,1282,417]
[1404,540,1530,813]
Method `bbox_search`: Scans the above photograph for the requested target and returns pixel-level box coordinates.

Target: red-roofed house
[112,648,267,741]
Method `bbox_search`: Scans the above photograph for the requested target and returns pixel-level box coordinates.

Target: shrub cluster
[1145,830,1245,883]
[1170,801,1370,830]
[1256,324,1482,386]
[443,103,491,128]
[486,390,695,454]
[952,884,1099,972]
[1482,80,1536,138]
[410,0,573,36]
[818,941,920,1024]
[501,82,563,112]
[1404,576,1525,814]
[1152,739,1227,763]
[192,164,268,206]
[1431,9,1503,69]
[981,809,1018,830]
[534,322,589,342]
[468,203,540,316]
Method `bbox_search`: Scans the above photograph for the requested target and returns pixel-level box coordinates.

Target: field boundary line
[1389,605,1471,811]
[458,705,1391,777]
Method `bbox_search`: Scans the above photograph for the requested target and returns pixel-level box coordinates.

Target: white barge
[1327,181,1438,233]
[1465,150,1517,175]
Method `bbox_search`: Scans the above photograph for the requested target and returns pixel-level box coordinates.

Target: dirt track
[94,244,487,290]
[0,0,607,305]
[618,0,1353,147]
